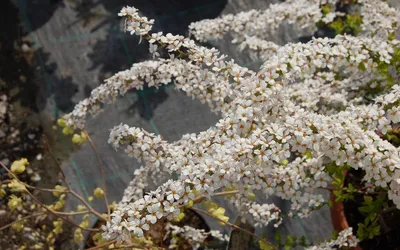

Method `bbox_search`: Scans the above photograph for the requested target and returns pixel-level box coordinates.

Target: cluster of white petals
[358,0,400,39]
[63,0,400,247]
[189,0,397,44]
[63,59,236,129]
[119,6,154,35]
[189,0,331,43]
[306,228,359,250]
[238,36,280,61]
[166,224,229,249]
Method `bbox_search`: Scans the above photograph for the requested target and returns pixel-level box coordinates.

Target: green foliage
[258,240,273,250]
[321,4,331,15]
[328,13,362,36]
[356,194,387,240]
[326,163,359,202]
[273,231,309,250]
[383,128,400,147]
[390,46,400,76]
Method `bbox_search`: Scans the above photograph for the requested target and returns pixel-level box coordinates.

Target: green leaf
[321,4,331,15]
[358,206,370,213]
[370,225,380,239]
[299,236,308,247]
[274,231,282,245]
[357,223,366,240]
[259,240,273,250]
[364,196,373,205]
[358,62,366,71]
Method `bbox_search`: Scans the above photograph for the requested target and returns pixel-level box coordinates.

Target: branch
[85,240,116,250]
[85,240,159,250]
[45,136,108,221]
[191,207,277,250]
[179,190,240,208]
[44,136,71,190]
[0,212,45,231]
[83,130,110,217]
[69,188,108,221]
[0,161,99,232]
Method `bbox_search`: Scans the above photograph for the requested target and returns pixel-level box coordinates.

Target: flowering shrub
[26,0,400,249]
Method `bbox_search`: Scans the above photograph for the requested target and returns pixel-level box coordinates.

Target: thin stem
[0,212,44,231]
[28,188,99,232]
[191,207,277,250]
[69,189,108,221]
[45,136,108,221]
[85,240,116,250]
[0,179,11,185]
[321,186,385,195]
[111,243,157,250]
[214,190,240,196]
[23,183,71,193]
[53,210,89,216]
[179,190,240,208]
[0,161,99,232]
[83,130,110,217]
[358,184,374,191]
[27,189,99,232]
[44,136,71,190]
[86,240,157,250]
[5,176,105,220]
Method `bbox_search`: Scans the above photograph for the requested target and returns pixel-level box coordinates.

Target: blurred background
[4,0,387,248]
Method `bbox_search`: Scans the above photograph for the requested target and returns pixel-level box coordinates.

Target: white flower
[149,44,159,59]
[146,203,163,224]
[66,2,400,242]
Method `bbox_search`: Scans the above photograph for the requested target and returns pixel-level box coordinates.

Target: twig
[191,207,277,250]
[83,130,110,217]
[44,136,108,221]
[0,179,11,185]
[86,240,158,250]
[53,210,90,216]
[85,240,116,250]
[111,243,157,250]
[0,161,99,232]
[44,136,71,190]
[23,183,71,193]
[69,188,108,221]
[179,190,240,208]
[26,188,99,232]
[0,212,44,231]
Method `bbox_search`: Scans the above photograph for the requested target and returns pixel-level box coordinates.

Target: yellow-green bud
[8,194,22,211]
[52,185,66,197]
[62,126,74,135]
[93,187,104,198]
[8,179,26,192]
[74,228,84,243]
[57,118,67,128]
[11,158,29,174]
[53,220,63,235]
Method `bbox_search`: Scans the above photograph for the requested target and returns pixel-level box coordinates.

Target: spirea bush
[56,0,400,248]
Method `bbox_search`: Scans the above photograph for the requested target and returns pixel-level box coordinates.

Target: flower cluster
[238,36,280,61]
[63,59,235,129]
[247,202,282,228]
[188,0,333,43]
[189,0,398,44]
[166,224,229,249]
[306,228,359,250]
[119,6,154,36]
[359,0,400,39]
[62,0,400,247]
